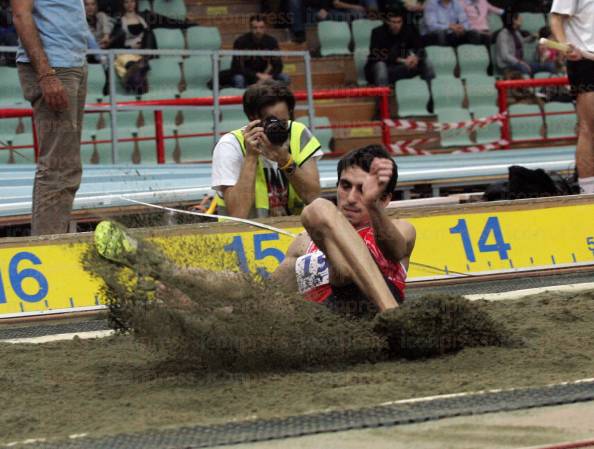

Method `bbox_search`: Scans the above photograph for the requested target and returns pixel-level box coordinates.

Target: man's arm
[285,158,321,205]
[423,0,440,33]
[550,13,568,44]
[333,0,365,11]
[270,232,310,292]
[11,0,68,111]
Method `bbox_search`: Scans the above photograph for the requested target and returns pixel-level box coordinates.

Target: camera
[260,116,289,146]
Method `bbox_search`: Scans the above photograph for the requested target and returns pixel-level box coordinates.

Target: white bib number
[295,250,330,294]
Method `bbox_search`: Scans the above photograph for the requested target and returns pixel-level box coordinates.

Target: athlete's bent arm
[369,205,416,264]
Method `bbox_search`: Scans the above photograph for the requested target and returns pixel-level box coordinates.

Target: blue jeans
[232,73,291,89]
[370,60,435,85]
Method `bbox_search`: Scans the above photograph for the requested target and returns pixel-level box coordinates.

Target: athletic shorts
[323,275,404,318]
[567,59,594,96]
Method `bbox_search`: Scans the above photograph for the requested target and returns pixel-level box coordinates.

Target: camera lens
[262,116,289,146]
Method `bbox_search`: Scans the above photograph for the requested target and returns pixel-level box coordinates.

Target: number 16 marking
[450,217,511,262]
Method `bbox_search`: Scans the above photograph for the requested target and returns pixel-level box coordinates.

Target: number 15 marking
[450,217,511,262]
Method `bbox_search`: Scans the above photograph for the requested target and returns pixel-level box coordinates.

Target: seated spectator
[460,0,503,39]
[0,0,17,65]
[421,0,486,46]
[365,9,435,85]
[231,15,290,89]
[327,0,379,21]
[85,0,114,49]
[287,0,331,43]
[495,10,557,76]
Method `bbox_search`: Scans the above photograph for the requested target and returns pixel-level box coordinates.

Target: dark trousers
[422,29,490,46]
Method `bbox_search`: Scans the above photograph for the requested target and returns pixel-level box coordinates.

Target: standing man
[230,15,290,89]
[12,0,88,235]
[550,0,594,194]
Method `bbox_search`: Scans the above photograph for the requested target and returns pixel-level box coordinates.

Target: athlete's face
[336,166,374,228]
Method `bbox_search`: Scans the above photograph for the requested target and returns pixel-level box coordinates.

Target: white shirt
[551,0,594,52]
[211,129,323,217]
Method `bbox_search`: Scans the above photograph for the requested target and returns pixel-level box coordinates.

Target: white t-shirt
[211,128,323,217]
[551,0,594,52]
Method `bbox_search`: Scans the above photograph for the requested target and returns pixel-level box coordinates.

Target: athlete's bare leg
[576,92,594,191]
[301,198,399,311]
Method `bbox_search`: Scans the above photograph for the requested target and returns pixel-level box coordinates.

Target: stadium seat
[86,64,107,103]
[81,128,113,165]
[521,13,546,34]
[164,124,214,162]
[115,111,143,131]
[533,72,552,79]
[471,105,502,144]
[545,101,577,139]
[465,74,497,108]
[438,109,473,147]
[425,46,457,77]
[352,19,382,52]
[144,57,183,99]
[152,0,186,20]
[154,29,185,51]
[220,87,247,121]
[118,128,158,164]
[457,44,490,77]
[297,115,333,153]
[186,26,222,51]
[488,13,502,34]
[509,103,544,141]
[219,55,232,71]
[354,49,369,86]
[0,67,24,106]
[182,56,213,97]
[432,77,465,112]
[318,21,351,56]
[395,78,431,116]
[174,109,215,128]
[138,0,151,12]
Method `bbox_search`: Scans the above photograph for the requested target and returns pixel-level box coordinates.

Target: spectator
[0,0,17,65]
[460,0,503,38]
[212,80,322,218]
[85,0,114,49]
[231,15,289,89]
[12,0,88,235]
[421,0,485,46]
[287,0,331,43]
[495,10,556,76]
[326,0,379,21]
[365,9,435,85]
[109,0,155,49]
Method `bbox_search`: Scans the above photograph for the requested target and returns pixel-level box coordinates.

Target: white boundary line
[1,330,114,344]
[464,282,594,301]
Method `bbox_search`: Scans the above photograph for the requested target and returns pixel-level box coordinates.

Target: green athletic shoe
[94,220,138,265]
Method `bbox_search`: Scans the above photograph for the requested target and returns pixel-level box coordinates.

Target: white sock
[579,176,594,194]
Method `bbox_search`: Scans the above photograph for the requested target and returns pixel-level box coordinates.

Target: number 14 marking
[450,217,511,262]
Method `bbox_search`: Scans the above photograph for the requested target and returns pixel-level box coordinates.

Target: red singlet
[295,226,407,304]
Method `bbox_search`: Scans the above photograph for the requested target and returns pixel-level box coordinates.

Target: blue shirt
[422,0,471,35]
[17,0,88,67]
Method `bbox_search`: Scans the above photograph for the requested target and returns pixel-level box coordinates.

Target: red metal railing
[496,76,574,147]
[0,87,391,163]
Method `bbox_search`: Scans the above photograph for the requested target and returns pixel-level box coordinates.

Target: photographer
[211,80,323,218]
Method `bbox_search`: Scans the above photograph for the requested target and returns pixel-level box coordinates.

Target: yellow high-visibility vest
[215,120,321,217]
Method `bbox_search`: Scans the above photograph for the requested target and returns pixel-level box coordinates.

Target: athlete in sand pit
[272,145,416,315]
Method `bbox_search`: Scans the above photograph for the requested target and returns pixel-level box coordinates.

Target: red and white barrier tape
[384,112,506,131]
[390,139,509,156]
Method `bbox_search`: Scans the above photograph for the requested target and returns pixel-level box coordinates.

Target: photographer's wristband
[280,155,297,175]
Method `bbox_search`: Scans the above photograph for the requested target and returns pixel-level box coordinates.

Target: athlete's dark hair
[337,145,398,198]
[243,80,296,120]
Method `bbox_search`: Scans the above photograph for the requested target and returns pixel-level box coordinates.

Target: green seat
[164,123,214,162]
[458,44,490,77]
[488,13,502,34]
[186,26,222,51]
[318,21,351,56]
[432,76,465,112]
[172,109,214,128]
[118,128,158,164]
[545,102,577,139]
[154,28,185,50]
[509,104,543,141]
[138,0,151,12]
[220,55,232,71]
[297,115,333,153]
[471,105,501,144]
[86,64,107,103]
[145,57,182,99]
[0,67,25,106]
[438,109,473,147]
[395,78,431,116]
[533,72,552,79]
[0,119,32,164]
[354,49,369,86]
[81,128,113,165]
[465,74,497,108]
[182,56,213,97]
[425,46,457,78]
[521,13,546,34]
[352,19,381,52]
[152,0,186,20]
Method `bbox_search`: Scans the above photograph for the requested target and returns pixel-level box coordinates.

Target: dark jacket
[231,33,283,85]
